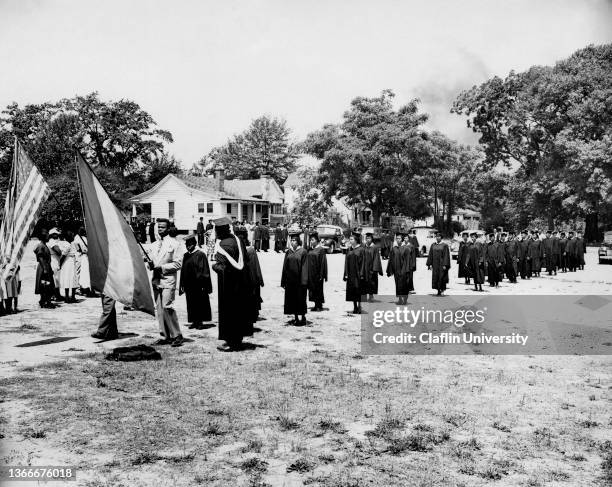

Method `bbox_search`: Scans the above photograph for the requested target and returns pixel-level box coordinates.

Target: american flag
[0,139,51,282]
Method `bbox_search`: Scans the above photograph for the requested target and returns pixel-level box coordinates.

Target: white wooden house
[130,169,285,232]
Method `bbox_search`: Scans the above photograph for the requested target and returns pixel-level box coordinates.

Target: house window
[207,203,213,213]
[198,203,205,213]
[226,203,232,214]
[168,201,175,219]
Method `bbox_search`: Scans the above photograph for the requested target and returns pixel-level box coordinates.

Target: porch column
[131,203,137,217]
[253,203,257,223]
[237,202,243,222]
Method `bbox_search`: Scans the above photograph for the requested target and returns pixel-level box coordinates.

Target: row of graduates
[457,230,587,292]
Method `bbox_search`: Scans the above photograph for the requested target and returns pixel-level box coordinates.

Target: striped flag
[0,140,51,283]
[76,153,155,315]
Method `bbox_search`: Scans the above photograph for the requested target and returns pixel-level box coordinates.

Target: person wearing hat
[386,232,410,304]
[402,234,417,293]
[144,218,184,347]
[558,231,568,272]
[47,227,63,301]
[273,223,284,253]
[196,217,205,247]
[457,232,471,285]
[576,232,585,270]
[260,222,270,252]
[179,235,212,330]
[465,232,485,291]
[344,231,366,313]
[565,231,577,272]
[235,227,264,325]
[306,232,327,312]
[426,231,451,296]
[212,217,252,351]
[551,230,561,274]
[484,233,501,287]
[541,230,556,276]
[281,230,308,325]
[528,231,542,277]
[364,233,383,302]
[408,229,420,258]
[33,228,55,308]
[516,231,530,280]
[503,231,518,283]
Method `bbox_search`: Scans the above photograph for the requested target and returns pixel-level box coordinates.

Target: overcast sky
[1,0,611,166]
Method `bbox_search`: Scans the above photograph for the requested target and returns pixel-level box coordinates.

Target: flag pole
[74,150,153,264]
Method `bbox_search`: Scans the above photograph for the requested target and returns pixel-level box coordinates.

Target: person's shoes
[91,332,107,339]
[300,317,307,326]
[171,336,184,347]
[154,338,171,345]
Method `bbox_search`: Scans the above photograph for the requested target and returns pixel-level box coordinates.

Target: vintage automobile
[315,224,345,254]
[598,231,612,264]
[450,229,485,260]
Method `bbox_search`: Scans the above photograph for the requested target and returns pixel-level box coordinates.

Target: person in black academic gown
[344,232,366,313]
[566,231,577,272]
[465,232,485,291]
[558,232,568,272]
[457,232,471,285]
[426,231,450,296]
[33,228,55,308]
[402,234,417,294]
[212,217,252,351]
[486,233,501,287]
[307,232,327,311]
[541,230,556,276]
[364,233,383,302]
[528,231,542,277]
[386,233,409,304]
[261,224,270,252]
[274,223,284,252]
[281,233,308,325]
[236,228,264,325]
[179,235,212,329]
[503,232,518,283]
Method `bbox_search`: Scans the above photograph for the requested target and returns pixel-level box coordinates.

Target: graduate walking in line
[402,233,417,294]
[465,232,485,292]
[236,227,264,325]
[386,232,409,304]
[457,232,471,285]
[261,223,270,252]
[503,232,518,283]
[426,231,450,296]
[541,230,556,276]
[306,232,327,312]
[364,233,383,302]
[528,231,542,277]
[179,235,212,329]
[281,231,308,326]
[213,217,253,351]
[344,231,366,313]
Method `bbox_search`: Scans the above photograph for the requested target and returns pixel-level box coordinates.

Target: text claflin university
[372,332,529,346]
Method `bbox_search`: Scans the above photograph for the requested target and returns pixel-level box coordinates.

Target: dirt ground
[0,240,611,486]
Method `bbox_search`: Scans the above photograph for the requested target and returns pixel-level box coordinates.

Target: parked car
[360,226,383,243]
[450,230,485,260]
[598,231,612,264]
[315,224,344,254]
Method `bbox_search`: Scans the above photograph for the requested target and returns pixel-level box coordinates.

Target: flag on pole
[76,153,155,315]
[0,139,51,283]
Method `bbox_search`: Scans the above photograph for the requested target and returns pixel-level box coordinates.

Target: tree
[288,167,330,225]
[302,90,431,226]
[198,115,299,184]
[452,44,612,239]
[0,92,174,221]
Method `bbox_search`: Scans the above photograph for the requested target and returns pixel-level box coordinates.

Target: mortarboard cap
[365,232,374,237]
[469,232,477,237]
[309,232,319,240]
[213,217,232,226]
[185,234,197,245]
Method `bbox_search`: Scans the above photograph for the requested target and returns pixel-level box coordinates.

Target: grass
[0,346,610,486]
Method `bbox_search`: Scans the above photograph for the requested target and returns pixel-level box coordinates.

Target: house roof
[131,173,282,203]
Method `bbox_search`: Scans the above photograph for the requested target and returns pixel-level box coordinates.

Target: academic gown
[246,246,264,322]
[426,242,450,291]
[261,226,270,251]
[541,237,556,272]
[528,239,542,272]
[403,243,417,291]
[558,238,568,269]
[253,226,262,250]
[485,242,500,283]
[576,237,585,266]
[466,241,486,284]
[179,249,212,323]
[34,242,53,295]
[364,243,383,295]
[386,245,409,297]
[281,247,308,315]
[344,245,366,302]
[212,236,252,344]
[504,239,518,280]
[274,227,284,251]
[457,241,471,278]
[307,246,327,305]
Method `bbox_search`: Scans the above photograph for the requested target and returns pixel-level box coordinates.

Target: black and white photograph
[0,1,611,486]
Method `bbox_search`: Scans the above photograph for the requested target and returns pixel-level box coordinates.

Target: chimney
[214,167,225,192]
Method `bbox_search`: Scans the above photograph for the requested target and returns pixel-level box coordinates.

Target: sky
[1,0,611,167]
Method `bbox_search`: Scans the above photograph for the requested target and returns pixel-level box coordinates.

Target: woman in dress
[59,230,79,303]
[34,229,55,308]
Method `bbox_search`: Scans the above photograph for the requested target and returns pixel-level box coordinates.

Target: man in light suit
[146,218,183,347]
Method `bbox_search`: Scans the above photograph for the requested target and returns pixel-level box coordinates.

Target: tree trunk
[584,212,599,243]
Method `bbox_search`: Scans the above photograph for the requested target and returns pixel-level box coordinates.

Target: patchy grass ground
[0,242,611,486]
